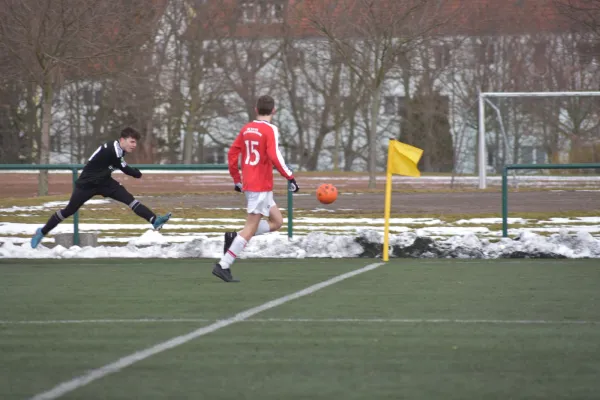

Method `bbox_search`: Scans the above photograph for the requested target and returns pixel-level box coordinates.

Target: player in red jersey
[212,95,299,282]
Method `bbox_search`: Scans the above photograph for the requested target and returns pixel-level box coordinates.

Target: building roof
[451,0,573,36]
[191,0,578,40]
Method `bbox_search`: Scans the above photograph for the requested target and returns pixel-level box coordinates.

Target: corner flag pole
[383,139,423,262]
[383,171,393,261]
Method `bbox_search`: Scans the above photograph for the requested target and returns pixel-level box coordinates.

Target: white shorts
[245,191,276,216]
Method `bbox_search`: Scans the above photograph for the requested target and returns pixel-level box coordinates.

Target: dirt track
[1,172,598,215]
[137,191,598,215]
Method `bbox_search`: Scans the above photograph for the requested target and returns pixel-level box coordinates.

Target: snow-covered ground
[1,229,599,259]
[2,200,599,259]
[3,216,600,241]
[0,199,110,214]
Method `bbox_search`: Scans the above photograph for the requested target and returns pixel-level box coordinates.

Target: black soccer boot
[212,263,240,283]
[223,231,237,254]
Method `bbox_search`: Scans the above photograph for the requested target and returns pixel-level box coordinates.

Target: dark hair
[120,127,140,140]
[256,95,275,116]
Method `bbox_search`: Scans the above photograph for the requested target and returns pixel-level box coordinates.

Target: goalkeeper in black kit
[31,127,172,248]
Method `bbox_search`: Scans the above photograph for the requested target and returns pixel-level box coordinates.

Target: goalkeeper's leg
[32,186,95,248]
[102,180,170,229]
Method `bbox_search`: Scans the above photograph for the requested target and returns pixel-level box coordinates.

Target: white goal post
[477,91,600,189]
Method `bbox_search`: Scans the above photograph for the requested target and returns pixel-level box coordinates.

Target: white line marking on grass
[0,318,212,325]
[3,317,597,326]
[249,318,600,325]
[29,262,384,400]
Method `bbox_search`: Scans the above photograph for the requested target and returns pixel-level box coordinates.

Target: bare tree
[278,35,363,171]
[554,0,600,38]
[0,78,40,163]
[299,0,454,187]
[154,0,239,164]
[202,6,286,162]
[0,0,163,195]
[444,34,539,173]
[339,70,369,171]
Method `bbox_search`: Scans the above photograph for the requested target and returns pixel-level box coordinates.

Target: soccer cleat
[223,231,237,254]
[212,263,240,283]
[31,228,44,249]
[152,212,172,231]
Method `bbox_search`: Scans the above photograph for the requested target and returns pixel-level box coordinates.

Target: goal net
[477,91,600,189]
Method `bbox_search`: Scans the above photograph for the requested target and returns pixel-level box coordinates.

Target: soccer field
[1,258,600,399]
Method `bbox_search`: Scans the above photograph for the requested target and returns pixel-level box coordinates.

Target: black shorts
[65,179,136,214]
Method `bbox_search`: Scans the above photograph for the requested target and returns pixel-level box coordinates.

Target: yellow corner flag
[383,140,423,261]
[387,140,423,177]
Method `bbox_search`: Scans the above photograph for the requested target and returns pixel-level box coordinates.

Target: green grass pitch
[1,258,600,399]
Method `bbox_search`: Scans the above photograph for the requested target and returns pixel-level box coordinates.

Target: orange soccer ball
[316,183,338,204]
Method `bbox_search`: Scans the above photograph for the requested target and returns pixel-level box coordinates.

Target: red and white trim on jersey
[254,120,293,178]
[228,119,294,192]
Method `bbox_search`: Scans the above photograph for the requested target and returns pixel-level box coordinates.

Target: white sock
[219,235,247,269]
[254,220,271,236]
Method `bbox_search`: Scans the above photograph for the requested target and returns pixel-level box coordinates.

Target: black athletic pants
[41,179,155,235]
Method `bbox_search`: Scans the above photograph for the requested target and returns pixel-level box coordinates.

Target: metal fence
[502,163,600,237]
[0,164,295,245]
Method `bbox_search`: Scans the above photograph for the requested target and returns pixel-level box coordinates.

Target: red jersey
[228,120,294,192]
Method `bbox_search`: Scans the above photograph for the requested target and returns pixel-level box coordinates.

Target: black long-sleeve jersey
[76,140,142,188]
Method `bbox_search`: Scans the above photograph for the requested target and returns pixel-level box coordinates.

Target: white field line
[0,318,212,325]
[28,262,384,400]
[2,317,597,326]
[250,318,600,325]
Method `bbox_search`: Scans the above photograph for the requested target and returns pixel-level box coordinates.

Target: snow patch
[2,230,599,259]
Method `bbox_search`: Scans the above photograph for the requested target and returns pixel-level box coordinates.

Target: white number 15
[244,140,260,166]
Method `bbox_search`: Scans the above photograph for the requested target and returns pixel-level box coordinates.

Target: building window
[532,41,547,74]
[533,42,546,60]
[240,1,284,24]
[287,48,305,68]
[577,41,599,66]
[241,1,257,23]
[535,147,546,164]
[522,146,546,164]
[397,96,407,118]
[273,2,284,21]
[521,146,533,164]
[341,96,353,112]
[293,96,304,113]
[384,96,395,115]
[202,49,226,69]
[330,50,344,65]
[50,134,61,153]
[383,96,406,116]
[83,88,93,105]
[288,146,299,164]
[204,147,225,164]
[247,49,263,68]
[83,88,102,106]
[434,45,451,69]
[477,42,495,65]
[215,99,229,117]
[94,90,103,106]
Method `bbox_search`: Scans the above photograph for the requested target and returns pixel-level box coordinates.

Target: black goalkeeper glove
[234,182,243,192]
[121,164,142,179]
[288,178,299,193]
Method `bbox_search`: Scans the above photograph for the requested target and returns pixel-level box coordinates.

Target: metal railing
[502,163,600,237]
[0,164,295,244]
